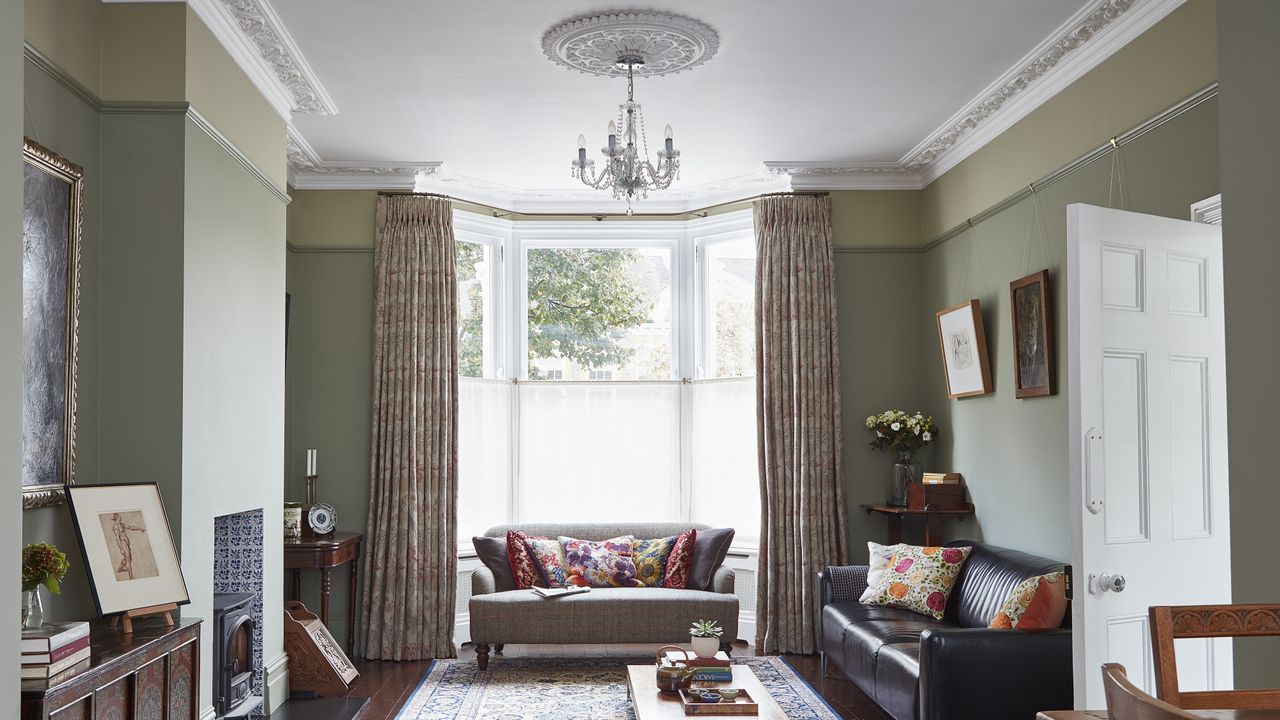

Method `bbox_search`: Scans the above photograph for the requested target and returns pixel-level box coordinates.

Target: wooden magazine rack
[283,600,359,697]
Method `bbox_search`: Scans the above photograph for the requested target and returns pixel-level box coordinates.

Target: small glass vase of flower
[866,410,940,507]
[22,543,69,630]
[689,619,723,659]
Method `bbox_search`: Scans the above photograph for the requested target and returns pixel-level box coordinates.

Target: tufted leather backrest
[944,540,1069,629]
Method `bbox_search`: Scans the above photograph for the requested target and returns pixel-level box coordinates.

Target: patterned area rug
[395,656,841,719]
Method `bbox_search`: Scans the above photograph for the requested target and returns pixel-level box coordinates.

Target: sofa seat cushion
[469,587,738,645]
[874,643,921,720]
[832,604,947,691]
[822,601,925,658]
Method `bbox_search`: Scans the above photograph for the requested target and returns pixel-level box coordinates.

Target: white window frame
[454,208,757,545]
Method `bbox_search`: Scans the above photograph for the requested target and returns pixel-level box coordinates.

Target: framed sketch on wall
[1010,269,1055,398]
[66,483,190,616]
[935,299,993,398]
[22,138,84,510]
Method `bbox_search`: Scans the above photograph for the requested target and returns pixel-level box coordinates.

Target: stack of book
[663,649,733,682]
[22,621,91,681]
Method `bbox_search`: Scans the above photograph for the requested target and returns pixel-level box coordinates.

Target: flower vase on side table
[23,588,44,629]
[889,450,920,507]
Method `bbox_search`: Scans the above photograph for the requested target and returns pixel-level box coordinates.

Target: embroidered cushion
[857,541,901,603]
[861,545,972,620]
[560,535,642,588]
[632,535,679,588]
[989,572,1068,630]
[506,530,546,589]
[663,529,696,589]
[525,536,571,588]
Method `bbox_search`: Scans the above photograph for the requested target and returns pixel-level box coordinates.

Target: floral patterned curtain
[753,194,848,654]
[360,195,458,660]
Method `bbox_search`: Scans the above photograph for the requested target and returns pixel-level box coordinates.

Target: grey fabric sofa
[469,523,739,669]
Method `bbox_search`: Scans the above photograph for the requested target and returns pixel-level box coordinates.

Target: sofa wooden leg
[476,643,490,670]
[494,643,505,655]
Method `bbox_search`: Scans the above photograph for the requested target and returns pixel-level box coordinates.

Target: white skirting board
[265,653,290,713]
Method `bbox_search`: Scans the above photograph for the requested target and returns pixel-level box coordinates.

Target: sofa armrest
[918,628,1072,720]
[817,565,870,607]
[711,565,735,594]
[471,565,496,596]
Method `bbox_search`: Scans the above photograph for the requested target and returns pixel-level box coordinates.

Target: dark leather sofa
[818,540,1072,720]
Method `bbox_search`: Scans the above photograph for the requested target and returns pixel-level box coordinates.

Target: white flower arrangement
[865,410,940,454]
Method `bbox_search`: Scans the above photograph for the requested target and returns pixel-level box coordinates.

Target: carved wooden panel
[1169,605,1280,637]
[50,696,90,720]
[167,642,194,720]
[133,658,165,720]
[94,676,130,720]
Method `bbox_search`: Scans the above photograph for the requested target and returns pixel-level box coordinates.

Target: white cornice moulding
[279,0,1183,198]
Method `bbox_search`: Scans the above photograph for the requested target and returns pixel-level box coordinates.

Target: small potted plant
[689,619,723,659]
[22,543,69,629]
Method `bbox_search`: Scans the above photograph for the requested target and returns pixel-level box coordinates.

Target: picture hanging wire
[956,218,989,306]
[1021,183,1054,275]
[1107,137,1128,211]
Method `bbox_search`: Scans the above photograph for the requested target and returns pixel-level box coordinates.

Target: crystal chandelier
[571,54,679,214]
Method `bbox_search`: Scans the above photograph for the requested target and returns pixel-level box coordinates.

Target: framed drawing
[1010,269,1055,398]
[66,483,190,616]
[935,299,993,398]
[22,138,84,509]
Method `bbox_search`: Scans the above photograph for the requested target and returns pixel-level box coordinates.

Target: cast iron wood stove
[213,592,256,716]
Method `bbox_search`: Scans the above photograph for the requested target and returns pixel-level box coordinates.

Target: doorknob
[1089,572,1126,594]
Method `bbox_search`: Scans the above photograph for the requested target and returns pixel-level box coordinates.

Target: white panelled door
[1068,204,1231,708]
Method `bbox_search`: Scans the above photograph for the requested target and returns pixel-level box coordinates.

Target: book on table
[21,647,91,679]
[530,585,591,599]
[21,621,89,654]
[664,650,731,667]
[22,634,90,665]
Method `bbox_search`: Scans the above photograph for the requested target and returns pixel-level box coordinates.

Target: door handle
[1090,573,1126,594]
[1085,427,1104,515]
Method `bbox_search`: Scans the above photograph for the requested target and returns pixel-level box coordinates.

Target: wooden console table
[22,617,201,720]
[284,531,362,655]
[862,503,976,545]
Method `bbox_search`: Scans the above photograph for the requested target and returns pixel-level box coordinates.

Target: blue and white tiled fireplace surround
[214,509,264,699]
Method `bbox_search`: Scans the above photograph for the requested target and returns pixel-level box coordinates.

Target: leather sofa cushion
[874,643,921,720]
[944,540,1067,629]
[837,609,947,692]
[822,601,923,657]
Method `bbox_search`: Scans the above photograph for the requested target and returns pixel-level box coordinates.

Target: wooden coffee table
[626,664,787,719]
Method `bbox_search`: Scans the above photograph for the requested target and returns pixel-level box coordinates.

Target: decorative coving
[285,0,1184,197]
[542,11,719,78]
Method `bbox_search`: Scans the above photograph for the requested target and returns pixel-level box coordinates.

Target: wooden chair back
[1150,603,1280,710]
[1102,663,1199,720]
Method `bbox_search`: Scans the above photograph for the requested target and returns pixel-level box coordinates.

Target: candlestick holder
[302,474,318,538]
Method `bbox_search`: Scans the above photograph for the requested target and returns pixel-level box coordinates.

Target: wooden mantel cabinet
[21,618,201,720]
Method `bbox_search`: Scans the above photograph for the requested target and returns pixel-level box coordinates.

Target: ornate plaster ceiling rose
[542,11,719,78]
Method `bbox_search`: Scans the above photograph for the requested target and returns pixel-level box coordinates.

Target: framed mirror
[22,138,83,509]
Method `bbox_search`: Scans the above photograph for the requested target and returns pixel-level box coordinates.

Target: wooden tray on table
[677,688,759,715]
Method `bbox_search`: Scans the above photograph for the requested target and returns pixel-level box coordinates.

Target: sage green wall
[1218,0,1280,690]
[20,57,103,623]
[4,0,26,713]
[921,98,1219,561]
[183,119,287,712]
[23,0,100,95]
[285,248,374,648]
[920,0,1218,240]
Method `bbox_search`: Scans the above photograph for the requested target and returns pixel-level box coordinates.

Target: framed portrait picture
[21,139,84,510]
[935,299,993,399]
[66,483,190,616]
[1010,269,1055,398]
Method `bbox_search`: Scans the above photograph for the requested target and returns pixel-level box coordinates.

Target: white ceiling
[196,0,1182,205]
[277,0,1083,189]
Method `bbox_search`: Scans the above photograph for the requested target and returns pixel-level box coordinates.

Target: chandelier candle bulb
[665,124,673,154]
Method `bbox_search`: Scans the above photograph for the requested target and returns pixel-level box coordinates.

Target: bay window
[455,209,758,551]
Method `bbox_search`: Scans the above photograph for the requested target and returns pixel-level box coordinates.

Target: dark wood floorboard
[322,644,891,720]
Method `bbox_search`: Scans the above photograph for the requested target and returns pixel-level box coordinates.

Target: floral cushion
[857,541,901,603]
[560,535,642,588]
[663,529,696,589]
[632,535,678,588]
[989,572,1068,630]
[525,536,571,588]
[506,530,546,590]
[861,545,971,620]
